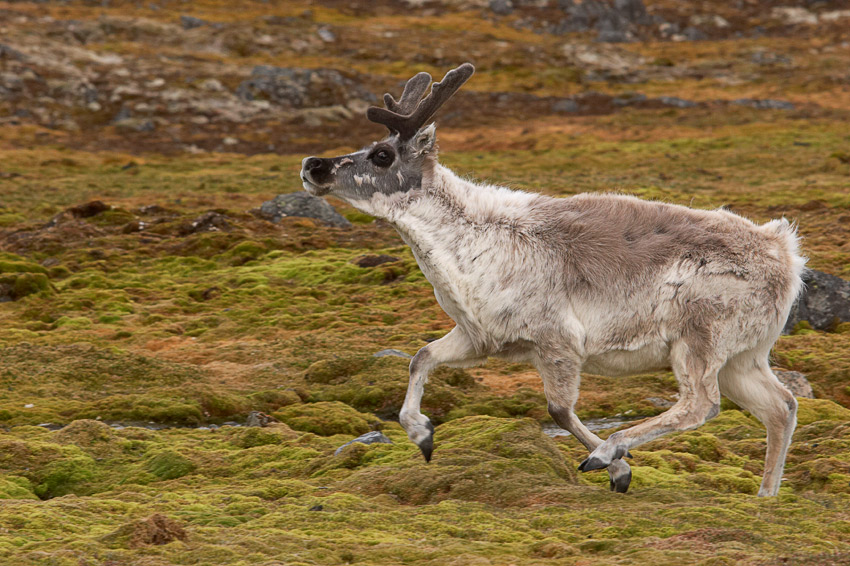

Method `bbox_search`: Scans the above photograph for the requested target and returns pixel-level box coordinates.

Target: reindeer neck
[394,163,537,237]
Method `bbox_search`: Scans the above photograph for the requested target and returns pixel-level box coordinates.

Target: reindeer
[300,63,806,496]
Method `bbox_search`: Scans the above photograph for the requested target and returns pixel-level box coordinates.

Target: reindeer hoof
[417,421,435,462]
[578,456,607,472]
[609,470,632,493]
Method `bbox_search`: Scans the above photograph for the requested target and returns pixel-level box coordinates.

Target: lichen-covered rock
[256,192,352,228]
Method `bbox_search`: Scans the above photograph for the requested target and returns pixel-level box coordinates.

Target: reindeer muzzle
[302,157,332,183]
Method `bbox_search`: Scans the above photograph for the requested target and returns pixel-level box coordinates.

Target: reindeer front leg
[400,327,482,461]
[536,352,633,493]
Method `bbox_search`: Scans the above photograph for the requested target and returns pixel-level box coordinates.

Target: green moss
[305,355,372,385]
[145,450,196,480]
[336,417,577,506]
[273,402,378,436]
[796,399,850,426]
[227,424,298,449]
[34,453,98,498]
[0,476,38,500]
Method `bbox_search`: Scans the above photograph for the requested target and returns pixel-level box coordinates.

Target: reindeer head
[300,63,474,203]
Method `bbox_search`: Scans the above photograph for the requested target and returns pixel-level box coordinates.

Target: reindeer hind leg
[718,348,797,497]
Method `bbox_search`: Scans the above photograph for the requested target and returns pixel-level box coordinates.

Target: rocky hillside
[1,1,849,565]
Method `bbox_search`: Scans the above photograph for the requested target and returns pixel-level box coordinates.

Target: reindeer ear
[410,123,437,156]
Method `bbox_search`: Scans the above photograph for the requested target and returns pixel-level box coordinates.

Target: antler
[367,63,475,140]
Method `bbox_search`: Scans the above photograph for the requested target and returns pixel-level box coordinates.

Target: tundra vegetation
[0,0,849,564]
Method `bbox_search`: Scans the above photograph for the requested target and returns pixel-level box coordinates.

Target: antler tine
[367,63,475,140]
[384,71,431,114]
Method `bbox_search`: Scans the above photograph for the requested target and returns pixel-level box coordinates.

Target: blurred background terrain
[1,1,849,564]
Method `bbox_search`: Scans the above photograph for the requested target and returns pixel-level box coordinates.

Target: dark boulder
[256,192,351,228]
[784,270,850,333]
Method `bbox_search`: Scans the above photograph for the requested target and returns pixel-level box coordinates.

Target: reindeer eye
[370,148,394,168]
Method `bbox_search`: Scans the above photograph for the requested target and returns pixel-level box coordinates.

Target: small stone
[222,137,238,146]
[24,403,34,408]
[334,431,393,455]
[317,27,335,42]
[373,349,412,359]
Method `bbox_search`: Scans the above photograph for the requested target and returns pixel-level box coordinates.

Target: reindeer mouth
[300,159,333,196]
[301,175,331,196]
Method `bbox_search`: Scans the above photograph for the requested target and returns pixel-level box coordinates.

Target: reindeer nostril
[305,157,324,172]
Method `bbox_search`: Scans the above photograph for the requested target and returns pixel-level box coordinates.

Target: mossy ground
[1,1,850,564]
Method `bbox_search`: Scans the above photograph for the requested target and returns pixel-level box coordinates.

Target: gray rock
[552,98,579,113]
[334,431,393,455]
[180,15,207,29]
[257,192,351,228]
[784,270,850,333]
[732,98,795,110]
[178,211,231,235]
[597,29,633,42]
[114,118,156,132]
[235,66,374,109]
[0,44,25,61]
[373,349,412,359]
[317,27,336,42]
[773,370,814,399]
[644,397,675,409]
[656,96,697,108]
[750,51,792,66]
[613,93,647,106]
[246,411,278,427]
[489,0,514,15]
[682,26,707,41]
